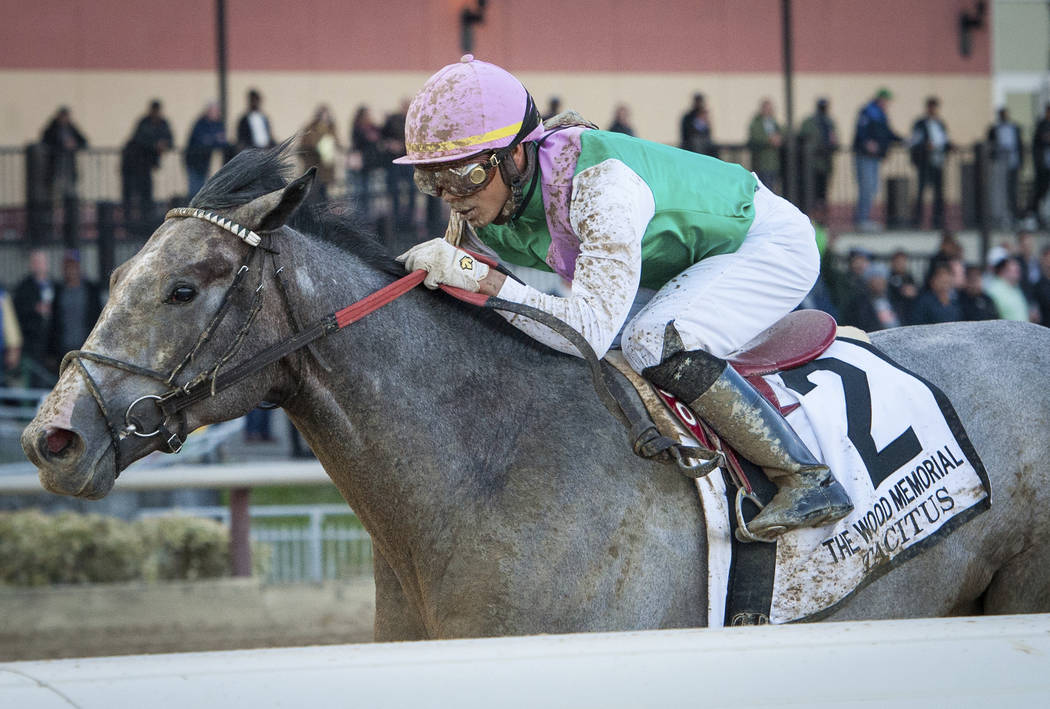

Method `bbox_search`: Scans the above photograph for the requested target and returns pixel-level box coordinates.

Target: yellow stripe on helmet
[407,120,523,155]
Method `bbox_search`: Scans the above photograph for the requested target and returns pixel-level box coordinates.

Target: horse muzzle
[22,420,117,499]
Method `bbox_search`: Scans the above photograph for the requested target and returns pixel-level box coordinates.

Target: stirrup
[734,487,778,544]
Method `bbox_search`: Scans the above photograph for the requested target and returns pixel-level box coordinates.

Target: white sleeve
[495,159,655,358]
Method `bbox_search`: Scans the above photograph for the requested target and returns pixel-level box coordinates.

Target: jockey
[395,55,852,541]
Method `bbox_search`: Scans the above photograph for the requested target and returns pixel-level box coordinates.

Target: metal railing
[4,141,1036,238]
[137,503,373,583]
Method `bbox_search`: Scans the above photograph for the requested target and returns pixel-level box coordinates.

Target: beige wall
[1,69,993,150]
[994,0,1050,73]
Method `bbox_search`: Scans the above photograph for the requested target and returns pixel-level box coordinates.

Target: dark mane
[190,142,403,278]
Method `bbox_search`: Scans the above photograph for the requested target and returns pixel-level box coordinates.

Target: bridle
[62,205,718,479]
[62,207,428,476]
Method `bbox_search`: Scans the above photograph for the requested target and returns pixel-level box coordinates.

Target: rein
[66,208,711,478]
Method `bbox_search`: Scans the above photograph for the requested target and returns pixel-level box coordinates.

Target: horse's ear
[232,167,317,232]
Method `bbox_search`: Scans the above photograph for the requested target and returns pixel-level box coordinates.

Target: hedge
[0,510,264,586]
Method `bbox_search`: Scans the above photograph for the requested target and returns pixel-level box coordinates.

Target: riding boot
[642,331,853,542]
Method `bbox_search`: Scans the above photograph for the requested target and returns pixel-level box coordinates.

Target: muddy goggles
[413,153,501,198]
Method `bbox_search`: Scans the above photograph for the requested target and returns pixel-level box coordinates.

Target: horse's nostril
[44,428,75,456]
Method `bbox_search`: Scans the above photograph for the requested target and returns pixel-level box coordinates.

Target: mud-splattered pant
[621,179,819,371]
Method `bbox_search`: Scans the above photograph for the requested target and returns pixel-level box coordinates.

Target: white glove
[396,238,490,292]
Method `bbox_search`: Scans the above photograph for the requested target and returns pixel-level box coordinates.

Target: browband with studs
[164,208,262,247]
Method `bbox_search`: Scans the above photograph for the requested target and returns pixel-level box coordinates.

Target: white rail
[1,614,1048,708]
[0,459,331,494]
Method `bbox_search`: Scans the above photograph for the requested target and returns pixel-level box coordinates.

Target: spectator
[911,262,961,325]
[886,250,918,324]
[924,229,965,286]
[959,264,999,321]
[748,98,783,192]
[826,246,873,317]
[987,107,1023,228]
[680,92,716,156]
[984,255,1032,322]
[300,105,341,202]
[1028,103,1050,228]
[381,99,414,231]
[842,262,899,332]
[542,96,562,122]
[13,249,57,387]
[909,96,953,230]
[236,88,276,154]
[184,101,227,199]
[0,283,23,382]
[798,97,839,217]
[52,250,103,360]
[244,406,273,443]
[40,106,87,204]
[349,105,383,218]
[1033,246,1050,326]
[796,222,838,318]
[120,99,173,232]
[608,104,635,137]
[1014,230,1041,301]
[852,88,903,231]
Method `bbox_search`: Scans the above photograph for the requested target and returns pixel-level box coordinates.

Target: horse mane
[190,141,402,278]
[189,142,562,356]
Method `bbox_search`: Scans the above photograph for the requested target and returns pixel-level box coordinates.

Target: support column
[229,487,252,576]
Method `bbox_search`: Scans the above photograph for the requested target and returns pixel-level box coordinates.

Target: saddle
[605,310,864,482]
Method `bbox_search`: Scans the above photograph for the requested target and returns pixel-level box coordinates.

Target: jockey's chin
[452,201,496,228]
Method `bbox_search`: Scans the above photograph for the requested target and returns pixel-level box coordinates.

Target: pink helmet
[393,54,544,165]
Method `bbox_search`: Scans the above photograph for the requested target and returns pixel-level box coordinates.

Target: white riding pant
[621,180,819,372]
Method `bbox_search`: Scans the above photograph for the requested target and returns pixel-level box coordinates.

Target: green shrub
[0,510,259,586]
[135,516,230,582]
[0,509,145,585]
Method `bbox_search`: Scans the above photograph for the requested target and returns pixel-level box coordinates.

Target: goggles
[414,153,500,198]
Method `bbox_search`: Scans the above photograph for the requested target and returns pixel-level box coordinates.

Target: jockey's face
[437,145,524,229]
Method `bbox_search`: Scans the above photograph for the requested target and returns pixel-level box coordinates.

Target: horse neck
[275,233,710,630]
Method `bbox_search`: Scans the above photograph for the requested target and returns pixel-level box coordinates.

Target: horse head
[22,161,316,499]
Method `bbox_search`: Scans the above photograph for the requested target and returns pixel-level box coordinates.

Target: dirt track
[0,577,376,661]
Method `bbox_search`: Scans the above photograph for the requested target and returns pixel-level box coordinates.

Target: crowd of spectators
[7,249,103,389]
[813,228,1050,334]
[29,88,1050,239]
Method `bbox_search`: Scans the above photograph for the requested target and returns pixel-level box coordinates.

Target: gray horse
[22,148,1050,640]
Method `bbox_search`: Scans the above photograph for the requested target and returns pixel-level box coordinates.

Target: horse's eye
[167,285,197,304]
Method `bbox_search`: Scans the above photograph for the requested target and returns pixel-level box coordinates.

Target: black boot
[643,327,853,541]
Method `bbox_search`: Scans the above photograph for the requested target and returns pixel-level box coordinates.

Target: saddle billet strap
[602,360,722,476]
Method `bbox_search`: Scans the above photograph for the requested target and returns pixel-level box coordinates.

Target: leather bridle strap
[155,270,429,418]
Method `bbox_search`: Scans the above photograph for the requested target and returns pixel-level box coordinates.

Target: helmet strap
[494,141,539,224]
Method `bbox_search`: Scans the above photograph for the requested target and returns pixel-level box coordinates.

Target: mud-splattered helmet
[393,54,543,166]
